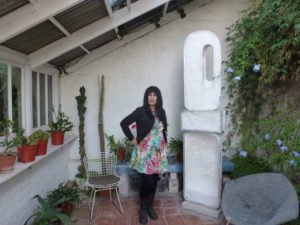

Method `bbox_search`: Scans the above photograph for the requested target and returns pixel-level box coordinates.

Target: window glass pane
[47,75,53,124]
[39,73,46,126]
[32,71,38,128]
[12,66,22,125]
[0,63,8,123]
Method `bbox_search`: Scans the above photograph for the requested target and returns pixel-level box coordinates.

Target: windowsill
[0,134,77,185]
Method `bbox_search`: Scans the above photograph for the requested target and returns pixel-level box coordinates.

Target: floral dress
[129,114,168,174]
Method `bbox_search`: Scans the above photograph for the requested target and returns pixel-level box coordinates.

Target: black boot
[147,193,158,220]
[139,197,148,224]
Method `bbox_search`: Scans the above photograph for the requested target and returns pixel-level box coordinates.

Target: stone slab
[184,30,221,111]
[183,132,221,209]
[181,110,222,133]
[182,200,221,219]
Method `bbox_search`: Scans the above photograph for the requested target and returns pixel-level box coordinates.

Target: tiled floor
[72,192,220,225]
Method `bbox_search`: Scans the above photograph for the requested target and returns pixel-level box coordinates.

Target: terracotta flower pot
[58,202,74,215]
[36,139,49,156]
[51,132,65,145]
[18,145,37,163]
[98,190,110,197]
[118,150,125,161]
[0,153,17,173]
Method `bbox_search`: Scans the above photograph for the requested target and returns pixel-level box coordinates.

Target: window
[0,62,23,126]
[32,71,54,128]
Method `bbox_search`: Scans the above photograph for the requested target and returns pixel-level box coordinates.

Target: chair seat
[88,175,120,186]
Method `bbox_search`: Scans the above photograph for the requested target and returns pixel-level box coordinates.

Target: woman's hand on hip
[132,138,138,145]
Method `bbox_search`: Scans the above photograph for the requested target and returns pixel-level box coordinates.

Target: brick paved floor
[72,192,220,225]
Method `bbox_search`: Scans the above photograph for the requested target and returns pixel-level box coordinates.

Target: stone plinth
[181,110,222,133]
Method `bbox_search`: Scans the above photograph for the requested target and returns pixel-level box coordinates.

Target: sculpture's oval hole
[202,45,214,81]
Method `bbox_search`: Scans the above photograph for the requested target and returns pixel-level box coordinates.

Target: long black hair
[142,86,167,131]
[143,86,163,109]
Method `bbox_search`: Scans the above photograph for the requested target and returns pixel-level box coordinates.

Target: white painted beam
[103,0,114,18]
[163,1,169,16]
[49,17,71,37]
[127,0,131,11]
[29,0,168,68]
[80,45,90,54]
[0,0,84,43]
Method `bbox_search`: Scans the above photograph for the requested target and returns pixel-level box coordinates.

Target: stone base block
[119,173,130,197]
[182,200,221,219]
[169,173,179,193]
[181,110,222,133]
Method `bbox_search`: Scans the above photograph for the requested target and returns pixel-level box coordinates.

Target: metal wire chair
[83,153,123,220]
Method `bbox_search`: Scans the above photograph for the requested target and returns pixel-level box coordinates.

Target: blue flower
[219,95,224,100]
[264,133,270,140]
[240,150,247,157]
[253,64,260,72]
[290,160,297,166]
[280,146,288,152]
[227,67,234,73]
[234,76,241,82]
[276,139,282,145]
[293,151,300,157]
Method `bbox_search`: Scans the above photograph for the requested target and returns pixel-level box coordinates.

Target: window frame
[0,59,25,128]
[32,71,55,131]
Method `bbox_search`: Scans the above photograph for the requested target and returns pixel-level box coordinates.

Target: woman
[120,86,168,224]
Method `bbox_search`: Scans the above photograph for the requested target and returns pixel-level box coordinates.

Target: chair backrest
[83,152,117,178]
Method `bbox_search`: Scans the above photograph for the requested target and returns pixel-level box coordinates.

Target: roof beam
[0,0,84,43]
[29,0,169,68]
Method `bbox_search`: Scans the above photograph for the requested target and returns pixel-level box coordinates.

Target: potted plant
[169,138,183,164]
[31,130,50,156]
[47,183,81,215]
[105,134,126,161]
[24,195,73,225]
[49,106,73,145]
[0,118,19,173]
[14,127,39,163]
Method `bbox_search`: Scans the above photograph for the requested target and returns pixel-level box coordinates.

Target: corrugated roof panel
[1,20,65,55]
[54,0,108,34]
[48,47,86,66]
[83,30,116,51]
[118,5,163,34]
[0,0,29,17]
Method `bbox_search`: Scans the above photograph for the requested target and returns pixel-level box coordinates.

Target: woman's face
[148,92,157,107]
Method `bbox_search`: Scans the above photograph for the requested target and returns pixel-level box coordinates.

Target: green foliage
[49,105,73,133]
[0,118,20,155]
[75,86,87,177]
[168,138,183,162]
[47,183,81,206]
[238,108,300,183]
[25,195,73,225]
[31,129,50,141]
[225,0,300,132]
[13,125,39,147]
[104,134,133,161]
[230,155,272,179]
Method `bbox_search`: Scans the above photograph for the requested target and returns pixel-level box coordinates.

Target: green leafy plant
[31,129,50,141]
[0,118,20,156]
[225,0,300,134]
[236,108,300,183]
[105,134,126,158]
[75,86,87,178]
[12,126,39,147]
[169,138,183,162]
[47,183,81,207]
[230,155,272,179]
[49,105,73,133]
[25,195,73,225]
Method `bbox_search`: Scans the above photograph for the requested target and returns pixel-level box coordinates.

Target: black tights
[139,173,158,198]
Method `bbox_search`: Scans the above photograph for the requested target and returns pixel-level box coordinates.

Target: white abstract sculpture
[181,30,222,219]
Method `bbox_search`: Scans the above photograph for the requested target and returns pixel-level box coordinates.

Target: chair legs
[88,187,123,220]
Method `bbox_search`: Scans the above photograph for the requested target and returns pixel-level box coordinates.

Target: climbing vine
[225,0,300,134]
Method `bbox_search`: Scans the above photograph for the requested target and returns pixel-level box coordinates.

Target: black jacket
[120,106,167,144]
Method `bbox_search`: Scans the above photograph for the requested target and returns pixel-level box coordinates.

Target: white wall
[60,0,249,176]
